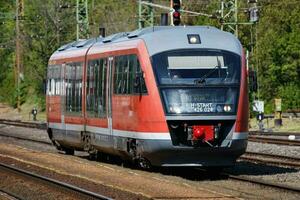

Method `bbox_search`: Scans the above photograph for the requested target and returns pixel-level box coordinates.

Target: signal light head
[173,11,180,18]
[172,11,181,26]
[172,0,181,26]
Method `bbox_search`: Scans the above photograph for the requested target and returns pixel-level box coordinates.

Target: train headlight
[187,34,201,44]
[224,105,232,112]
[190,36,197,44]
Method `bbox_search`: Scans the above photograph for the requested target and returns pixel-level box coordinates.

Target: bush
[278,83,300,111]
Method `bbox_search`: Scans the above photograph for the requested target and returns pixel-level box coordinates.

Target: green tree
[254,0,300,112]
[0,0,16,105]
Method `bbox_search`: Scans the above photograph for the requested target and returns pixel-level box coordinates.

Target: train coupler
[188,124,221,146]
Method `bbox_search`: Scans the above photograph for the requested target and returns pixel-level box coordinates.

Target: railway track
[0,162,112,200]
[250,131,300,136]
[0,132,52,145]
[0,119,46,130]
[223,172,300,193]
[0,125,300,197]
[248,135,300,146]
[0,189,21,200]
[240,151,300,168]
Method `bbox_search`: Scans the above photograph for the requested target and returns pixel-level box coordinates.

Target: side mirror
[248,70,258,92]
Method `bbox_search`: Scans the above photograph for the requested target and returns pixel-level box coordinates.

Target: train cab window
[47,65,61,96]
[151,49,241,115]
[114,54,147,95]
[87,58,107,118]
[65,62,83,115]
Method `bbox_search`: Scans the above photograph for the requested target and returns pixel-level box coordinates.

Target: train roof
[51,26,242,61]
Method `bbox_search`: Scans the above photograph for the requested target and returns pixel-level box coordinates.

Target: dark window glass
[114,54,147,95]
[134,58,147,94]
[65,62,83,115]
[152,49,241,86]
[47,65,61,96]
[87,58,107,118]
[151,49,241,115]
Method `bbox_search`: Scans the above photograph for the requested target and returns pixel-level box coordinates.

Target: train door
[107,57,114,140]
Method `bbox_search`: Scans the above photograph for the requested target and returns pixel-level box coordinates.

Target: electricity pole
[15,0,24,112]
[138,0,154,29]
[76,0,89,40]
[138,0,212,28]
[220,0,256,37]
[220,0,239,36]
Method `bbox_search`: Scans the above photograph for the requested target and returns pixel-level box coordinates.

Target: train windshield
[152,49,241,85]
[151,49,241,115]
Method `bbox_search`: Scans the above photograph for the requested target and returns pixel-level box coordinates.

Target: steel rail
[197,167,300,194]
[250,131,300,136]
[223,172,300,193]
[0,132,52,145]
[248,135,300,146]
[0,119,46,130]
[0,162,113,200]
[0,188,23,200]
[240,151,300,168]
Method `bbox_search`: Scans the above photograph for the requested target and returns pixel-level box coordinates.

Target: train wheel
[64,148,74,155]
[137,157,152,170]
[88,150,99,161]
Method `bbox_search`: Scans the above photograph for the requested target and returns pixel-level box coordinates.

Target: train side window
[47,66,52,96]
[87,58,107,118]
[65,62,83,115]
[47,65,61,96]
[114,55,127,94]
[114,54,147,95]
[133,55,147,94]
[98,59,107,117]
[87,60,96,117]
[65,64,72,113]
[54,65,61,95]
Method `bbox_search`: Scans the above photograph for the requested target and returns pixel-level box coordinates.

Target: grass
[250,117,300,133]
[0,102,46,122]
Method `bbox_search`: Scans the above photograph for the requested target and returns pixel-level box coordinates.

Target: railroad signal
[249,7,259,23]
[249,70,258,92]
[172,0,181,26]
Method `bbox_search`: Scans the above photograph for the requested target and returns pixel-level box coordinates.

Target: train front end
[141,26,248,167]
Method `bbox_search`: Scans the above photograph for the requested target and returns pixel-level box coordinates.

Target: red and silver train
[47,26,249,168]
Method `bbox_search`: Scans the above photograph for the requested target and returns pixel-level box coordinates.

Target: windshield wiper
[194,66,221,85]
[194,57,222,85]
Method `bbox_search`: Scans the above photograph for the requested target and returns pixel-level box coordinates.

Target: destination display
[162,88,237,114]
